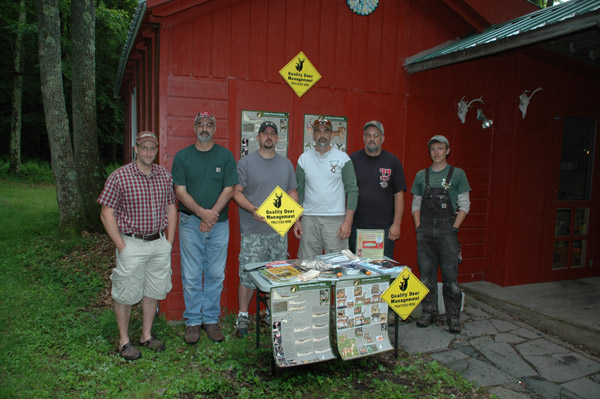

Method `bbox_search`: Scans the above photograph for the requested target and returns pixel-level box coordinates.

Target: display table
[243,258,406,366]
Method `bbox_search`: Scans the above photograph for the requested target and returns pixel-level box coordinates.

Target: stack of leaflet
[358,259,408,275]
[259,260,303,282]
[315,252,363,276]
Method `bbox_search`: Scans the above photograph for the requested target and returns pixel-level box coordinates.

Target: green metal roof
[405,0,600,73]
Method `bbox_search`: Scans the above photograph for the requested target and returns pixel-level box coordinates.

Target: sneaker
[140,336,165,352]
[448,319,461,334]
[234,315,250,338]
[416,312,434,328]
[202,323,224,342]
[184,325,201,345]
[118,341,141,361]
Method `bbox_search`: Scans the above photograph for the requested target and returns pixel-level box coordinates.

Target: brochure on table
[270,281,335,367]
[355,229,385,258]
[335,275,394,360]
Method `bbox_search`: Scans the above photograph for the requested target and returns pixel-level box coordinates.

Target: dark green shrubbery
[0,157,55,184]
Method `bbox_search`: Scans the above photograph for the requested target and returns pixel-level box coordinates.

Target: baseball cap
[363,120,384,135]
[136,131,158,146]
[427,135,449,147]
[259,120,278,135]
[194,111,215,124]
[312,117,333,130]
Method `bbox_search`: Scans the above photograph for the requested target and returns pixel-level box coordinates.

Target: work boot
[202,323,224,342]
[448,319,461,334]
[234,315,250,338]
[184,325,201,345]
[416,312,435,328]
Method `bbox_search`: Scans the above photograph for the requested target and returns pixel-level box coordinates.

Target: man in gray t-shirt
[232,121,297,337]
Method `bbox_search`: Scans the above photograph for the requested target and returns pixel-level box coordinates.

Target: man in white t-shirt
[293,117,359,259]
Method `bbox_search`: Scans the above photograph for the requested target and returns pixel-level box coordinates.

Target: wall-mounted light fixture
[477,109,493,129]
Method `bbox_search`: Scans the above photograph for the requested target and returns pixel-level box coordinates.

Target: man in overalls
[411,135,471,333]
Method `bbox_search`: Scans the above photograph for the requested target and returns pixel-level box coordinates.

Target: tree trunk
[72,0,103,230]
[9,0,27,175]
[37,0,83,233]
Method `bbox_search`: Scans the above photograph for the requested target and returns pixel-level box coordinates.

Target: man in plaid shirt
[98,130,177,360]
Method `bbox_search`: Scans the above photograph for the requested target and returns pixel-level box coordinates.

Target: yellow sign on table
[256,186,304,237]
[279,51,321,98]
[381,268,429,320]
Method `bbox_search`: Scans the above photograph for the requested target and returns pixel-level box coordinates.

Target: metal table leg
[255,288,260,349]
[394,310,399,357]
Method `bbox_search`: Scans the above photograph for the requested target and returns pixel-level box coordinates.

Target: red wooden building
[115,0,600,320]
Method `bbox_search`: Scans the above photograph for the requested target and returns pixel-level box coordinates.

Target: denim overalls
[416,166,462,321]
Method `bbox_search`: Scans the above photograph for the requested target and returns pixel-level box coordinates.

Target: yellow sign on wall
[256,186,304,237]
[279,51,321,98]
[381,268,429,320]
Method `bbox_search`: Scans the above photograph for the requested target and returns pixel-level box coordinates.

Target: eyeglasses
[364,132,381,139]
[195,121,214,128]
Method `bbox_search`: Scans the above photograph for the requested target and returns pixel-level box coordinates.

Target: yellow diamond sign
[381,268,429,320]
[279,51,321,98]
[256,186,304,237]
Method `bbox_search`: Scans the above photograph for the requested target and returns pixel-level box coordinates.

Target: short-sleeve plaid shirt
[97,162,176,235]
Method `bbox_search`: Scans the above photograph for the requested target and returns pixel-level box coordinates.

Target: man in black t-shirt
[349,120,407,259]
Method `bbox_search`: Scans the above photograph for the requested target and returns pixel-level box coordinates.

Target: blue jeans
[349,225,395,259]
[179,213,229,326]
[416,217,461,321]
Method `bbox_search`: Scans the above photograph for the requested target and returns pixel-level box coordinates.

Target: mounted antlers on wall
[457,96,484,124]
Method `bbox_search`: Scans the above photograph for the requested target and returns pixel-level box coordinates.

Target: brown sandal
[118,341,141,360]
[140,336,165,352]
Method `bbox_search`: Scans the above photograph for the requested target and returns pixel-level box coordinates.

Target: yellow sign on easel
[279,51,321,98]
[381,268,429,320]
[256,186,304,237]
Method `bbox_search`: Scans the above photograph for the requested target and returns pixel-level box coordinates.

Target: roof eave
[405,8,600,74]
[113,1,147,99]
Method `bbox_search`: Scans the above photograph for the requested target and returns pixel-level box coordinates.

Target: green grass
[0,179,492,398]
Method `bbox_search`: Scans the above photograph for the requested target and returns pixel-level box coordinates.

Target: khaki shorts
[111,234,173,305]
[298,215,348,259]
[238,233,288,289]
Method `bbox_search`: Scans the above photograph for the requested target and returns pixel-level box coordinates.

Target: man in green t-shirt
[172,111,239,344]
[411,135,471,334]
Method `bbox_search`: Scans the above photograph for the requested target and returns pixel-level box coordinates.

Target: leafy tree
[72,0,103,229]
[36,0,83,233]
[0,0,45,164]
[1,0,136,166]
[3,0,136,232]
[96,0,137,163]
[9,0,27,174]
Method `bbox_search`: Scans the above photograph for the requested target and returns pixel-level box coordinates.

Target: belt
[123,231,164,241]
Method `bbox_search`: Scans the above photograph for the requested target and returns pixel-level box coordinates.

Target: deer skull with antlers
[457,96,484,124]
[519,87,543,119]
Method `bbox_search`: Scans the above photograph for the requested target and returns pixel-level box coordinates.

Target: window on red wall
[553,117,596,270]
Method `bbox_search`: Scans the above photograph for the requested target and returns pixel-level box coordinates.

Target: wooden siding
[116,0,600,320]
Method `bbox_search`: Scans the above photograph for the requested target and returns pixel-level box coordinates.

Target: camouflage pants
[239,233,288,288]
